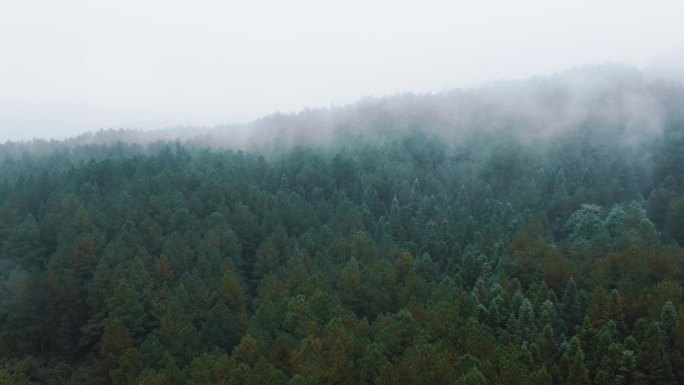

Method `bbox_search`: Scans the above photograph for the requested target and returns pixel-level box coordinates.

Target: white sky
[1,0,683,141]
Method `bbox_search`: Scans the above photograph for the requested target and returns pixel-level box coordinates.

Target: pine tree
[2,214,45,269]
[607,290,627,336]
[660,301,678,350]
[200,301,242,351]
[528,367,552,385]
[536,323,558,368]
[636,323,675,385]
[100,317,134,372]
[538,300,557,331]
[563,336,589,385]
[519,298,537,343]
[459,367,486,385]
[562,277,581,332]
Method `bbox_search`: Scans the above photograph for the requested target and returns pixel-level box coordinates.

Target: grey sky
[1,0,683,142]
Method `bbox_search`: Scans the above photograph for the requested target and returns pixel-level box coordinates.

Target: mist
[7,63,676,157]
[6,3,684,382]
[2,0,684,142]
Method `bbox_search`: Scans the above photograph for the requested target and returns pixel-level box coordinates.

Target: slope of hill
[1,65,684,384]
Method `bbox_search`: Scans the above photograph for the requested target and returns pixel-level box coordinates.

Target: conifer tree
[519,298,537,344]
[660,301,678,350]
[562,278,581,332]
[563,336,589,385]
[636,323,675,385]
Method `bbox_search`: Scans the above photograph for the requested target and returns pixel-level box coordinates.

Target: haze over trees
[1,65,684,384]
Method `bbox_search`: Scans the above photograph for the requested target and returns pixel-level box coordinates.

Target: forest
[1,66,684,384]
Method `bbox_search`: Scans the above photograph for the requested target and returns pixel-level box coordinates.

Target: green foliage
[565,204,608,246]
[563,336,589,385]
[660,301,678,350]
[636,323,676,385]
[459,367,486,385]
[1,111,684,383]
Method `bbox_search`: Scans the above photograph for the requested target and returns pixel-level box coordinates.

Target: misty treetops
[1,65,684,384]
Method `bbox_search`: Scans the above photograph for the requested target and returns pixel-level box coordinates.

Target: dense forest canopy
[1,65,684,384]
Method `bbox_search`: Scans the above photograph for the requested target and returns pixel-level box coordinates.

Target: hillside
[1,66,684,384]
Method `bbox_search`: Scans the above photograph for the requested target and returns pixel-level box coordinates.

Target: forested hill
[1,66,684,384]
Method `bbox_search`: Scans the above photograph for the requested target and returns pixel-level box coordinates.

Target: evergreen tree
[563,336,589,385]
[562,277,581,332]
[660,301,678,350]
[459,367,486,385]
[636,323,675,385]
[519,298,537,343]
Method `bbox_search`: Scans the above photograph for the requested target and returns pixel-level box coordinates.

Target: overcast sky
[1,0,683,141]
